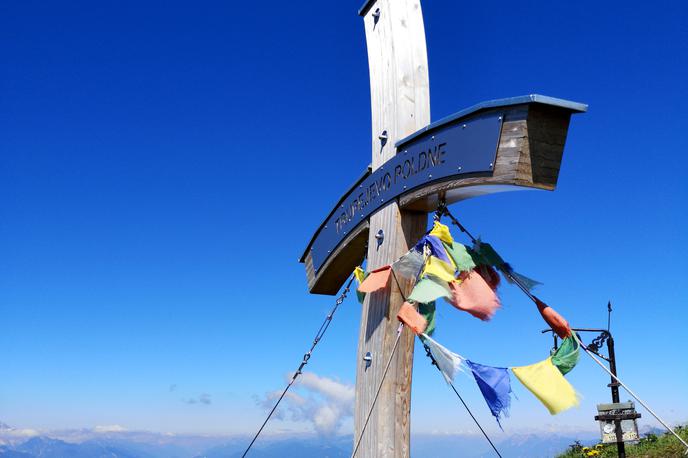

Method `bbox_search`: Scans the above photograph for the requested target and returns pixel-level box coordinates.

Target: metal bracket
[363,351,372,370]
[378,130,388,154]
[372,8,381,28]
[375,229,384,250]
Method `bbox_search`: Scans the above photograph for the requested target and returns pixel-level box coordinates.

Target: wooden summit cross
[299,1,586,456]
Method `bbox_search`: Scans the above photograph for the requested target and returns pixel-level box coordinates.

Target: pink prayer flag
[396,302,427,335]
[476,264,501,291]
[357,265,392,293]
[447,271,501,321]
[535,297,571,339]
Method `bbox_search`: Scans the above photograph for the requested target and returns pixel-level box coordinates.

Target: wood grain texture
[304,222,368,294]
[399,104,572,212]
[353,1,430,456]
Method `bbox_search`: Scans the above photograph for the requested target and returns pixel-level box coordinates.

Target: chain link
[586,332,610,360]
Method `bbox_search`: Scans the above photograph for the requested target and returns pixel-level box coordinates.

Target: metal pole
[607,336,626,458]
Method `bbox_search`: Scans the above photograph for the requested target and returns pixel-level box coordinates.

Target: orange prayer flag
[396,302,427,335]
[535,297,571,339]
[357,265,392,293]
[446,271,501,321]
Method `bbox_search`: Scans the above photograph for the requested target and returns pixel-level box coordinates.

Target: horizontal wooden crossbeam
[301,95,586,295]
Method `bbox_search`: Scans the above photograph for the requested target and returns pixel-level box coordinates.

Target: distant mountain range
[0,420,610,458]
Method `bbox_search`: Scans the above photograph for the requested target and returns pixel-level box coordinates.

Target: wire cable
[393,257,502,457]
[573,333,688,454]
[241,275,355,458]
[350,322,404,458]
[350,267,411,457]
[422,344,503,458]
[441,203,688,454]
[441,206,537,302]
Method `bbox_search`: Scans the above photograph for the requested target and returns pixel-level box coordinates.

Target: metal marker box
[595,402,641,444]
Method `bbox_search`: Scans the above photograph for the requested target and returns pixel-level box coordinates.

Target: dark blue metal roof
[358,0,377,16]
[396,94,588,147]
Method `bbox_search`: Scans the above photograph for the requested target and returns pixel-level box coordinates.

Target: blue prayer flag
[465,360,512,429]
[414,235,452,265]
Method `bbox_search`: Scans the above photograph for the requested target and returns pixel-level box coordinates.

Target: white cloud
[9,429,40,437]
[93,425,127,433]
[258,371,354,436]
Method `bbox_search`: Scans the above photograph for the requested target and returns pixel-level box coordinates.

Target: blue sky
[1,0,687,439]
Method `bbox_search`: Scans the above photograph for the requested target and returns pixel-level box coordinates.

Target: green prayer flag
[443,241,476,273]
[418,301,436,336]
[408,277,451,303]
[551,336,580,375]
[356,271,370,304]
[470,242,506,267]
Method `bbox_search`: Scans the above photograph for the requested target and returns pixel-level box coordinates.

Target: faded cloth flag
[471,241,506,267]
[357,265,392,293]
[502,264,542,292]
[354,266,369,304]
[470,240,542,292]
[535,297,571,339]
[414,235,453,265]
[446,272,501,321]
[551,336,580,375]
[512,357,580,415]
[397,302,427,335]
[475,264,501,290]
[392,250,425,280]
[465,360,512,428]
[418,301,436,336]
[428,221,454,245]
[408,277,452,304]
[422,255,456,283]
[420,333,465,384]
[443,241,476,273]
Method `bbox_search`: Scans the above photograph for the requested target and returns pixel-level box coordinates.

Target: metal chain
[241,275,356,458]
[585,332,611,361]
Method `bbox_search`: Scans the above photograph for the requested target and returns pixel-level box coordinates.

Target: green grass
[556,425,688,458]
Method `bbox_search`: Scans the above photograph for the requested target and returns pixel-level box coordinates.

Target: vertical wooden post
[354,1,430,456]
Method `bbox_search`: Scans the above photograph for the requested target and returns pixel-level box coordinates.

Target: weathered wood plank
[398,104,573,212]
[353,1,429,456]
[304,221,368,294]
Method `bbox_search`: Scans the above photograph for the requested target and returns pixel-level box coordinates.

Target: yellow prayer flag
[354,266,366,284]
[429,221,454,245]
[512,357,579,415]
[422,256,456,283]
